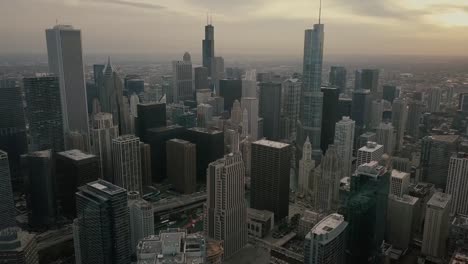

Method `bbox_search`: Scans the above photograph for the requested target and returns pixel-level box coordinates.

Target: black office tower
[360,69,380,99]
[145,125,187,182]
[329,66,347,94]
[259,82,282,140]
[56,150,99,218]
[23,76,65,152]
[338,97,352,120]
[182,127,224,182]
[219,79,242,112]
[0,79,28,191]
[352,89,371,131]
[22,150,56,228]
[321,87,340,153]
[125,78,144,95]
[195,66,209,90]
[251,140,291,221]
[383,85,398,103]
[203,23,215,77]
[136,103,166,141]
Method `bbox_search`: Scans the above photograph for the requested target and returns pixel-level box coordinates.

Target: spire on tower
[318,0,322,24]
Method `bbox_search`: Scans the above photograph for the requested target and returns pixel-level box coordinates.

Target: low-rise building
[298,210,321,237]
[247,208,274,238]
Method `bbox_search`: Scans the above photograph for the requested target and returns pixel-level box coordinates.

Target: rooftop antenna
[56,18,58,25]
[207,13,209,25]
[210,14,212,25]
[318,0,322,24]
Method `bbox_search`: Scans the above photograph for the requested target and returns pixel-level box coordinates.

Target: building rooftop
[451,214,468,228]
[168,138,192,145]
[430,135,460,143]
[248,208,274,222]
[389,194,419,206]
[408,182,435,196]
[113,134,140,142]
[450,249,468,264]
[356,161,387,178]
[188,127,222,135]
[27,149,52,158]
[311,213,346,235]
[87,180,126,195]
[358,142,383,152]
[391,170,410,180]
[148,125,184,133]
[427,192,451,209]
[253,139,289,149]
[93,112,113,120]
[57,149,96,161]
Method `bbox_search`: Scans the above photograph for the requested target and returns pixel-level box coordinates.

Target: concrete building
[427,88,442,113]
[356,141,384,167]
[408,182,436,236]
[241,97,259,141]
[172,55,193,103]
[446,152,468,215]
[359,131,376,148]
[112,135,142,193]
[386,194,419,250]
[166,139,196,194]
[247,208,274,238]
[448,214,468,255]
[334,117,355,177]
[298,210,322,237]
[46,25,89,142]
[422,192,452,259]
[406,101,424,138]
[75,180,130,264]
[135,102,166,141]
[315,145,342,213]
[421,135,459,190]
[298,137,315,196]
[90,112,119,182]
[251,140,291,221]
[370,100,384,129]
[23,76,64,152]
[140,142,152,187]
[280,78,301,141]
[259,82,282,140]
[205,152,247,258]
[304,213,348,264]
[391,98,408,151]
[376,122,395,155]
[56,150,99,218]
[136,229,206,263]
[390,170,410,197]
[197,103,213,128]
[0,151,16,230]
[128,192,154,255]
[0,228,39,264]
[351,89,371,132]
[195,66,209,90]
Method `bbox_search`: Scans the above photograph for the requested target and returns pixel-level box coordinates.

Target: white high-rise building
[376,122,395,155]
[172,54,193,103]
[298,137,315,196]
[390,170,410,197]
[112,135,142,193]
[446,153,468,215]
[130,93,140,118]
[241,109,249,139]
[315,145,342,212]
[242,69,257,98]
[91,113,119,183]
[334,117,355,177]
[231,100,242,126]
[304,213,348,264]
[46,25,89,143]
[392,98,407,151]
[128,191,154,255]
[241,97,259,140]
[197,103,213,128]
[205,152,247,258]
[387,194,419,250]
[357,141,384,167]
[422,192,451,259]
[370,100,384,129]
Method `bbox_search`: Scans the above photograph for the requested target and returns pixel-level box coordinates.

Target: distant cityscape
[1,3,468,264]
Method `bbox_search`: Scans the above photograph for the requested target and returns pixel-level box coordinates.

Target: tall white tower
[298,137,315,195]
[334,116,355,177]
[128,191,154,255]
[446,153,468,215]
[112,135,142,193]
[91,112,119,182]
[241,97,259,140]
[376,122,395,155]
[315,145,342,212]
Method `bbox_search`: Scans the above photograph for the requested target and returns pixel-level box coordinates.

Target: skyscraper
[197,103,213,128]
[90,112,119,182]
[329,66,347,94]
[459,93,468,113]
[370,100,384,129]
[195,66,209,90]
[241,97,259,140]
[421,135,459,190]
[427,87,442,113]
[22,150,56,228]
[205,152,247,258]
[298,137,315,195]
[135,102,166,141]
[203,20,215,77]
[345,161,390,263]
[23,76,64,152]
[172,54,193,103]
[259,82,282,140]
[446,152,468,215]
[75,180,130,264]
[382,85,398,103]
[304,213,348,264]
[360,69,380,99]
[351,89,371,132]
[421,192,451,259]
[140,142,152,187]
[280,78,301,141]
[219,79,242,112]
[315,145,342,212]
[356,141,384,167]
[0,80,28,189]
[251,140,291,221]
[334,117,355,177]
[0,151,16,230]
[406,101,424,138]
[112,135,142,193]
[56,149,99,218]
[166,139,196,194]
[320,86,339,152]
[386,194,419,250]
[298,21,325,160]
[46,25,89,141]
[391,98,407,151]
[0,229,40,264]
[375,122,395,155]
[128,192,154,255]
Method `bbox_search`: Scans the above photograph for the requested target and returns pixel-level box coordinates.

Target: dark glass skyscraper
[75,180,130,264]
[23,76,65,152]
[360,69,380,99]
[382,85,398,103]
[135,102,166,141]
[329,66,347,94]
[219,79,242,112]
[351,89,371,130]
[320,87,339,153]
[195,66,209,90]
[203,22,215,77]
[259,82,282,141]
[298,23,324,160]
[0,151,16,230]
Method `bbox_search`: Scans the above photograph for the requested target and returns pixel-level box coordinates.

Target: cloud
[87,0,166,10]
[329,0,427,20]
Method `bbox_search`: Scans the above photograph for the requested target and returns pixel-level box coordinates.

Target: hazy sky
[1,0,468,58]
